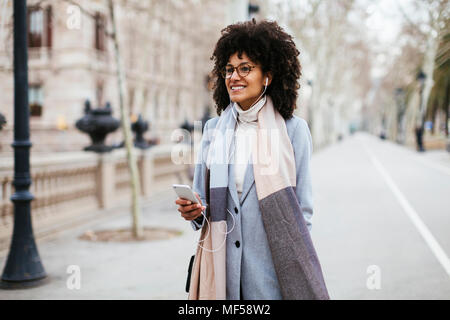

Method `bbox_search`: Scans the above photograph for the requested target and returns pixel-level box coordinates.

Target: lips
[230,85,246,92]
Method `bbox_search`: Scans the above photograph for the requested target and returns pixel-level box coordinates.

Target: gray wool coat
[190,115,314,300]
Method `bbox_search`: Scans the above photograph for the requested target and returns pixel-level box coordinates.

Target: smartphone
[172,184,199,204]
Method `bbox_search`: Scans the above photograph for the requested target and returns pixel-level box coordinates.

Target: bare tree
[107,0,142,239]
[396,0,450,127]
[48,0,145,238]
[263,0,373,146]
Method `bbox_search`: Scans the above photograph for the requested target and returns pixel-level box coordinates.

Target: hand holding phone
[173,184,206,221]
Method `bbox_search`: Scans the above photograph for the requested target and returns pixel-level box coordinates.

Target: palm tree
[427,22,449,137]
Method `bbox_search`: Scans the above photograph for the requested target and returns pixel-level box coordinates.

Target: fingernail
[187,201,191,204]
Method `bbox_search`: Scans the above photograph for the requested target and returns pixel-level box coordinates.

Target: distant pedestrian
[175,19,329,300]
[415,125,425,152]
[380,127,386,140]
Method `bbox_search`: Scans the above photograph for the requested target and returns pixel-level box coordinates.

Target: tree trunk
[107,0,143,239]
[445,77,450,137]
[419,26,440,128]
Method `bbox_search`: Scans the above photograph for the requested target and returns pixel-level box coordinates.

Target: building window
[27,6,52,48]
[94,13,106,51]
[29,85,43,117]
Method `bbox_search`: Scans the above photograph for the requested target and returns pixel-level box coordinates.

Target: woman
[175,19,329,300]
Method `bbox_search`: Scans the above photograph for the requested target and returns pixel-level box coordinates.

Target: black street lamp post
[0,0,47,288]
[248,3,259,19]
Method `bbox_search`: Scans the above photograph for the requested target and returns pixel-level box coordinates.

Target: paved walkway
[0,189,198,299]
[0,132,449,299]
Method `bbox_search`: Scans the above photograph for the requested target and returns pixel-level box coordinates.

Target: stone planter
[0,113,6,131]
[131,115,151,149]
[75,100,120,153]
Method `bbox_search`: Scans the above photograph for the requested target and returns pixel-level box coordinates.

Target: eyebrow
[226,61,250,67]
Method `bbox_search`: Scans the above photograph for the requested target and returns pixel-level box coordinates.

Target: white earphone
[265,77,268,86]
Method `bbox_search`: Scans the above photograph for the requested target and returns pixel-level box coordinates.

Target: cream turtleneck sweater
[233,95,266,197]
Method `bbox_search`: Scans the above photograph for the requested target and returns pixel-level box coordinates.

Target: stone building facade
[0,0,226,152]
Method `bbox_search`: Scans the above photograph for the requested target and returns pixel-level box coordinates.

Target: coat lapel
[239,160,255,205]
[228,162,240,209]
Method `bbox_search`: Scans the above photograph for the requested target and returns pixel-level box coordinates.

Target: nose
[230,68,241,81]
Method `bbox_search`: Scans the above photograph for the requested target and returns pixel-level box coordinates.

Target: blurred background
[0,0,449,299]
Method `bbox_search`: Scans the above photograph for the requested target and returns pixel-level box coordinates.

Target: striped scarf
[188,96,329,300]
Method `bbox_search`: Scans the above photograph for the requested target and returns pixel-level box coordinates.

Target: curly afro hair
[210,19,302,120]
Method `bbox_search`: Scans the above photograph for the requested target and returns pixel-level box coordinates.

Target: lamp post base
[0,276,49,290]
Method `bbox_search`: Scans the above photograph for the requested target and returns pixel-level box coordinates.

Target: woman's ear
[265,72,273,86]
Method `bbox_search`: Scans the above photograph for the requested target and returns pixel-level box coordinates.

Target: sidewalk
[380,136,450,173]
[0,189,198,299]
[0,133,448,300]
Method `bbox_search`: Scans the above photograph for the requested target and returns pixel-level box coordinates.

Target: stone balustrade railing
[0,144,192,251]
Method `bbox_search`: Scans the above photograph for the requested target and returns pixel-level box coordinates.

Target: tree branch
[394,0,422,34]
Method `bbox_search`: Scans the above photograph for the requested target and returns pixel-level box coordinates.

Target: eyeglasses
[221,63,256,79]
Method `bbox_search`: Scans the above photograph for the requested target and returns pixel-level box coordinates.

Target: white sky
[362,0,420,78]
[364,0,412,44]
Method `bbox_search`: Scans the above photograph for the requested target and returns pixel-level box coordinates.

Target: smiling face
[225,52,270,111]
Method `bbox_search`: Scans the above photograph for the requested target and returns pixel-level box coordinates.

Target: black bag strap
[185,254,195,293]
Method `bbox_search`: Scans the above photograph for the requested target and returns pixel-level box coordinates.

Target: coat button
[234,207,238,214]
[235,241,240,248]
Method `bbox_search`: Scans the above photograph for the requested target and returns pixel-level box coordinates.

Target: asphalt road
[311,132,450,299]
